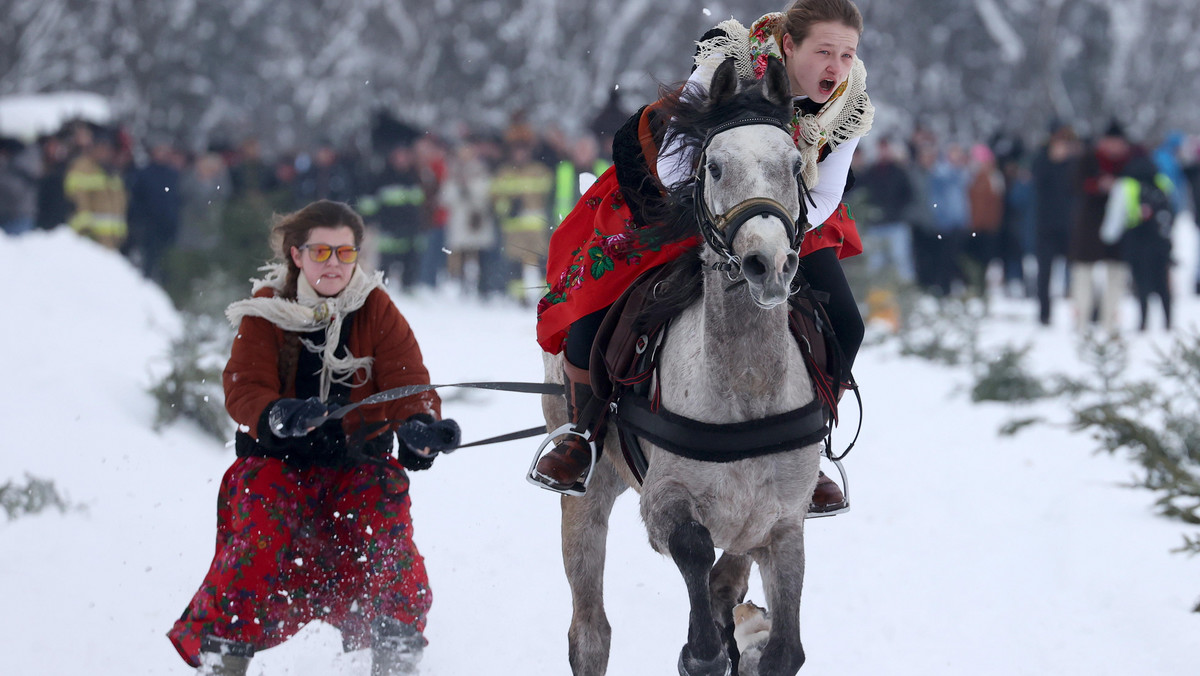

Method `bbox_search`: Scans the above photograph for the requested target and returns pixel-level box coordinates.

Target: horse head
[694,56,806,309]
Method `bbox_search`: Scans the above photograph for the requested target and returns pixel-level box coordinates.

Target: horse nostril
[784,252,799,277]
[743,254,768,281]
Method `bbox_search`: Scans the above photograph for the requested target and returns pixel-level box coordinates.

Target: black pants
[563,247,864,382]
[1125,235,1172,330]
[1035,228,1071,325]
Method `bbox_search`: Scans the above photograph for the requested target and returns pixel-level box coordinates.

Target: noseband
[692,116,811,276]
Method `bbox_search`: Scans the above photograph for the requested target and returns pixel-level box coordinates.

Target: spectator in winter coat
[997,144,1035,297]
[927,144,970,296]
[905,139,941,290]
[293,141,359,208]
[228,137,277,201]
[1099,155,1176,331]
[443,138,499,296]
[125,142,183,282]
[966,143,1005,292]
[63,128,128,249]
[360,142,427,292]
[1031,121,1082,325]
[860,137,914,282]
[0,138,37,236]
[415,135,451,289]
[552,132,612,227]
[491,132,554,304]
[35,134,72,230]
[1071,121,1138,333]
[168,200,459,676]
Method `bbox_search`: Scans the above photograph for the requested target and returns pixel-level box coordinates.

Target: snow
[0,91,113,141]
[3,227,1199,675]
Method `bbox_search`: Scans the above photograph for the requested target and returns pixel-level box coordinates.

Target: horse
[541,56,825,676]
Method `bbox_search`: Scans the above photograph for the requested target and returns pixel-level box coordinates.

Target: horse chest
[642,452,817,552]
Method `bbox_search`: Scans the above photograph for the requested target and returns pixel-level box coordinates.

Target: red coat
[534,167,860,354]
[224,285,440,440]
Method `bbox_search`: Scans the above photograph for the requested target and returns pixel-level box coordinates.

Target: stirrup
[806,456,850,519]
[527,423,598,497]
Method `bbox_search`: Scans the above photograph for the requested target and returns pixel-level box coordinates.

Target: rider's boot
[531,360,598,493]
[197,636,253,676]
[809,471,848,514]
[371,618,424,676]
[808,382,852,515]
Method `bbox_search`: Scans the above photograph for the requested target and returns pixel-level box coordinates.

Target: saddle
[589,266,846,484]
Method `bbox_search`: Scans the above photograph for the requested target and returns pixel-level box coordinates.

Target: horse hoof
[678,647,732,676]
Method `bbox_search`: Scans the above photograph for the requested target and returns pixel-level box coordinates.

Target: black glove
[268,397,329,438]
[395,414,461,471]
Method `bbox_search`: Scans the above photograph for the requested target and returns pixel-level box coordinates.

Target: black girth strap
[616,394,829,462]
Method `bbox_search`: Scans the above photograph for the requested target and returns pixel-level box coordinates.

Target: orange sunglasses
[298,244,359,264]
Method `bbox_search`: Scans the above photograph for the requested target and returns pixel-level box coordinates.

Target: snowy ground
[3,228,1198,675]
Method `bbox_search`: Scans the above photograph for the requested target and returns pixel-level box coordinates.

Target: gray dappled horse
[542,57,822,676]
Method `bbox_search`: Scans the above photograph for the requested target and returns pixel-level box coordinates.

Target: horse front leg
[746,522,807,676]
[561,456,624,676]
[667,519,730,676]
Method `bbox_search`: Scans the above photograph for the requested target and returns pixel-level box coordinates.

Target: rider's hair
[270,199,366,300]
[775,0,863,48]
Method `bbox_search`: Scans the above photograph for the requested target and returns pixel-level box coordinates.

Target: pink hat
[970,143,994,165]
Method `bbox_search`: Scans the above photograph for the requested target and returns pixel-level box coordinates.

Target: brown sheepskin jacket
[224,286,440,443]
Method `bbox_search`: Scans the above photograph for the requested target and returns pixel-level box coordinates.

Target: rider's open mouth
[818,79,836,95]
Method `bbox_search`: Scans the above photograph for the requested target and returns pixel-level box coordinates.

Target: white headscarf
[225,263,386,401]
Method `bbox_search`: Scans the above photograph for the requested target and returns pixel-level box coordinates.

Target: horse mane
[631,59,792,332]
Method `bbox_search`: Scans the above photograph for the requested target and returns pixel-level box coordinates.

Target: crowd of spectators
[849,120,1200,333]
[3,113,1199,333]
[0,114,613,310]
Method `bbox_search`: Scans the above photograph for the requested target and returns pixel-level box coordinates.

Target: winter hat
[970,143,994,166]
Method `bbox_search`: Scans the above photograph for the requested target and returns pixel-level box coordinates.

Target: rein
[305,381,564,450]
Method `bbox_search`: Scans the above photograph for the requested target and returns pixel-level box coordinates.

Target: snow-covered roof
[0,91,112,141]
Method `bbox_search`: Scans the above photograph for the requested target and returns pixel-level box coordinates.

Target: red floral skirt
[168,457,430,666]
[535,167,862,354]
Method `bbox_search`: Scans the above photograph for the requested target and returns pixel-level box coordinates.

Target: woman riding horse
[533,0,874,506]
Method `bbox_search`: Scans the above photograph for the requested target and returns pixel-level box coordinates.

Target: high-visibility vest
[1120,174,1174,229]
[554,159,612,224]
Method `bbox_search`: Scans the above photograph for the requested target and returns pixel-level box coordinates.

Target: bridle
[691,115,814,277]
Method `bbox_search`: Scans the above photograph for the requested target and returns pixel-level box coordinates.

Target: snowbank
[2,228,1197,675]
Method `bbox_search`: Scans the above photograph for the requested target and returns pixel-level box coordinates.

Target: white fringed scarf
[225,263,386,402]
[694,13,875,189]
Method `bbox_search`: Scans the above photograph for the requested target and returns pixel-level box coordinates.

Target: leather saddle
[589,265,844,484]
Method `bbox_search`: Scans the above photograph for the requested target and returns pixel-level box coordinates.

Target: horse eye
[707,161,722,181]
[792,159,804,177]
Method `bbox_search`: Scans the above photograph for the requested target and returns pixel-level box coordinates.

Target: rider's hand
[268,397,329,438]
[395,414,461,471]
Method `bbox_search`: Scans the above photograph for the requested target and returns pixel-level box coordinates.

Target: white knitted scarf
[225,263,386,402]
[694,14,875,189]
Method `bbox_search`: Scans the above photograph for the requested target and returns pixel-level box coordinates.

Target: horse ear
[709,57,739,106]
[761,56,791,107]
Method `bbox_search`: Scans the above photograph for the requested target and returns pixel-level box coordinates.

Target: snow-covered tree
[2,0,1198,150]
